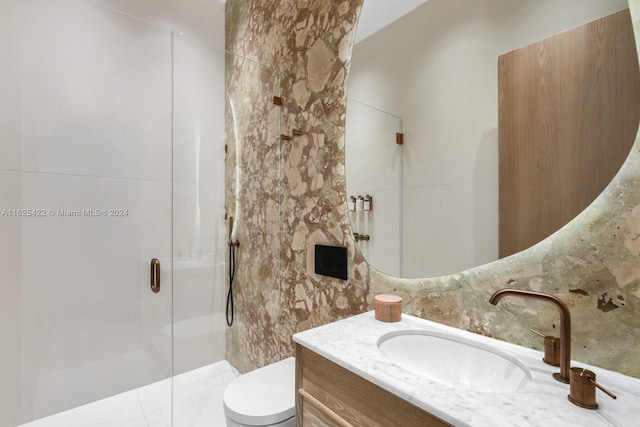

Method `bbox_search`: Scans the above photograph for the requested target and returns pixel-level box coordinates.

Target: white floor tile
[172,412,227,427]
[20,360,237,427]
[135,377,173,421]
[146,361,237,424]
[18,390,146,427]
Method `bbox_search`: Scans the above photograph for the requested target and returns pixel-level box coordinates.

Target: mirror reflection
[346,0,633,278]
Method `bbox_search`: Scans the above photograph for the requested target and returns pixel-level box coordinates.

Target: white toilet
[223,357,296,427]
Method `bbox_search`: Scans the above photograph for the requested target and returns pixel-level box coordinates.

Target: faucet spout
[489,288,571,383]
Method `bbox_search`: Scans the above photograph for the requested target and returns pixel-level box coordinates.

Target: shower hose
[226,243,237,327]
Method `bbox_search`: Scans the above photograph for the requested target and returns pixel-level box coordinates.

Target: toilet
[223,357,296,427]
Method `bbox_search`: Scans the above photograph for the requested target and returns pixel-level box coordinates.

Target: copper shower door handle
[150,258,160,293]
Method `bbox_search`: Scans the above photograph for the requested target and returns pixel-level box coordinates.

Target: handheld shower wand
[226,217,239,327]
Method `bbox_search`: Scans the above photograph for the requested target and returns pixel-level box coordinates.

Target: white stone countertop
[292,311,640,426]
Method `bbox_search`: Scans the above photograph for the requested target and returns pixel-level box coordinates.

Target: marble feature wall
[223,51,281,371]
[225,0,640,378]
[225,0,368,373]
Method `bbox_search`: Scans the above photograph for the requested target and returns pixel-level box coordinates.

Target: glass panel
[166,32,231,427]
[171,40,281,423]
[224,52,282,368]
[172,33,226,377]
[0,0,173,425]
[345,99,403,277]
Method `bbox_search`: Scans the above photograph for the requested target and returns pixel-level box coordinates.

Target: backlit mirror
[346,0,635,278]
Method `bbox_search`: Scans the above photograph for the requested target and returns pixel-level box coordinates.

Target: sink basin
[377,330,532,393]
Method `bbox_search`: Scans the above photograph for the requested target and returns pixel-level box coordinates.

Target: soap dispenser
[364,194,372,211]
[347,196,356,211]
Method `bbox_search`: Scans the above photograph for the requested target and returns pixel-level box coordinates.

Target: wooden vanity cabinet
[295,344,453,427]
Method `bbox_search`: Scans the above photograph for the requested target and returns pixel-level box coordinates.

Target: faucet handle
[530,329,545,338]
[530,329,561,367]
[568,367,617,409]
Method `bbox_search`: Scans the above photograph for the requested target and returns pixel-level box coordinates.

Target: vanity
[293,312,640,426]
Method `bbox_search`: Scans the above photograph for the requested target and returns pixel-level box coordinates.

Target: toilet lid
[223,357,295,426]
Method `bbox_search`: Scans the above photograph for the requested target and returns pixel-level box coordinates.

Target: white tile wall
[402,181,497,278]
[345,100,402,192]
[1,0,173,181]
[348,188,401,277]
[1,0,226,424]
[0,171,22,427]
[10,130,174,420]
[173,183,224,260]
[345,99,402,277]
[91,0,226,49]
[173,38,226,186]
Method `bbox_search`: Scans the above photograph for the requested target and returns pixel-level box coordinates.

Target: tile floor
[19,360,238,427]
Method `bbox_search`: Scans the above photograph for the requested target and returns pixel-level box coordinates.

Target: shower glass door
[0,0,173,425]
[172,33,226,377]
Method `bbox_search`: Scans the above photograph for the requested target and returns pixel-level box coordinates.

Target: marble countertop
[292,311,640,426]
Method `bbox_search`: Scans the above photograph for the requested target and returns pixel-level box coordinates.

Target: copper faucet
[489,288,571,383]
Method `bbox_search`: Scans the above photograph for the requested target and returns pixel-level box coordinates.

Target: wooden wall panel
[498,8,640,258]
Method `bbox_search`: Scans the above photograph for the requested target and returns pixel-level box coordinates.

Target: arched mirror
[346,0,638,279]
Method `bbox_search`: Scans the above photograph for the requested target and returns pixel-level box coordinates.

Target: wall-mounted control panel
[315,244,348,280]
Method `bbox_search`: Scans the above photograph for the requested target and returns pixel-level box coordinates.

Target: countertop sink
[377,329,532,393]
[293,312,640,426]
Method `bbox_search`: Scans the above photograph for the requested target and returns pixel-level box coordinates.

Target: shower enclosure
[0,0,273,424]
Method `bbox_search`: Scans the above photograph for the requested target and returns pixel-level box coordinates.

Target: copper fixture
[353,232,370,241]
[568,367,617,409]
[531,329,561,367]
[280,130,302,141]
[489,289,571,383]
[396,132,404,145]
[150,258,160,294]
[228,216,240,248]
